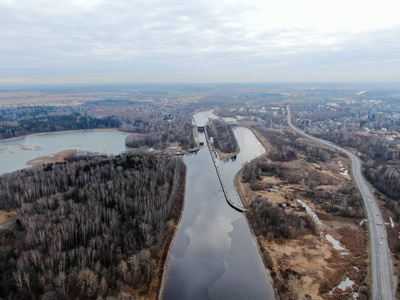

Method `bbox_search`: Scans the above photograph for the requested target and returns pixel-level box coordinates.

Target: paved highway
[287,105,394,300]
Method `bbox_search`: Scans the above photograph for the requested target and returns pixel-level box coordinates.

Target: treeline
[242,126,363,218]
[316,131,400,210]
[256,126,332,163]
[315,131,400,163]
[206,119,238,153]
[83,100,147,106]
[125,116,195,150]
[245,196,316,298]
[0,106,74,122]
[239,124,367,299]
[0,112,121,139]
[247,196,316,239]
[0,154,186,299]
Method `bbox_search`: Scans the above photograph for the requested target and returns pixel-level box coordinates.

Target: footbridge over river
[203,121,247,213]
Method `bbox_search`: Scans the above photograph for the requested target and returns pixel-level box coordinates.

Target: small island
[206,119,239,160]
[125,115,198,155]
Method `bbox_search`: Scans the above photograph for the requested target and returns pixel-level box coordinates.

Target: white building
[209,137,214,145]
[222,117,237,125]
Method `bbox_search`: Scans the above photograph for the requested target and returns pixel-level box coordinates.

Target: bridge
[203,121,247,213]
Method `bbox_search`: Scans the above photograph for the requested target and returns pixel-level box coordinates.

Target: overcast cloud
[1,0,400,84]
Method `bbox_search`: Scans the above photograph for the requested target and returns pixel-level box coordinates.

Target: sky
[1,0,400,84]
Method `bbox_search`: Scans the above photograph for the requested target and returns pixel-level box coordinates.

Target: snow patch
[337,277,354,291]
[326,234,345,251]
[327,277,355,295]
[338,160,350,180]
[297,199,322,226]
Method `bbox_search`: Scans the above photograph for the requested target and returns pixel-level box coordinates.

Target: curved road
[287,105,394,300]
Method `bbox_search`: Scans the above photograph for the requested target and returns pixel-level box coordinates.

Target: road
[287,105,394,300]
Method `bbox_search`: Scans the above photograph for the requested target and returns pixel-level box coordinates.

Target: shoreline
[213,145,240,161]
[233,136,285,299]
[235,124,369,298]
[232,131,280,299]
[157,167,187,300]
[0,127,125,142]
[205,118,241,161]
[26,149,78,166]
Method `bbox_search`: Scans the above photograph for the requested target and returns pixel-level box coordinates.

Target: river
[0,114,276,299]
[162,110,275,299]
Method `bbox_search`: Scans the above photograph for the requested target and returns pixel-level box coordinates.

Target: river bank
[235,125,369,299]
[26,149,77,165]
[145,166,187,300]
[0,129,131,176]
[158,169,187,300]
[162,110,275,299]
[233,171,279,299]
[211,142,240,161]
[0,128,125,142]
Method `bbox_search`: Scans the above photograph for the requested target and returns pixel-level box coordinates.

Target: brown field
[237,126,368,299]
[0,91,154,107]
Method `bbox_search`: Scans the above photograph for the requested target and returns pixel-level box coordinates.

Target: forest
[0,107,121,139]
[124,115,196,150]
[0,104,196,152]
[0,106,76,122]
[246,195,316,240]
[0,153,186,299]
[242,126,364,219]
[206,119,238,154]
[315,131,400,222]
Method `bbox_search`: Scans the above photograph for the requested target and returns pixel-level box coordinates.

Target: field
[237,126,369,299]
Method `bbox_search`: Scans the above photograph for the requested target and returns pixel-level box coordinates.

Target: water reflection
[162,111,275,300]
[222,155,236,162]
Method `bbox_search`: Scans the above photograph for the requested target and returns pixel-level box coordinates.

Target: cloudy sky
[1,0,400,84]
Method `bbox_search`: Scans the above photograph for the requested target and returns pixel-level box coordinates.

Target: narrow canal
[162,110,275,299]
